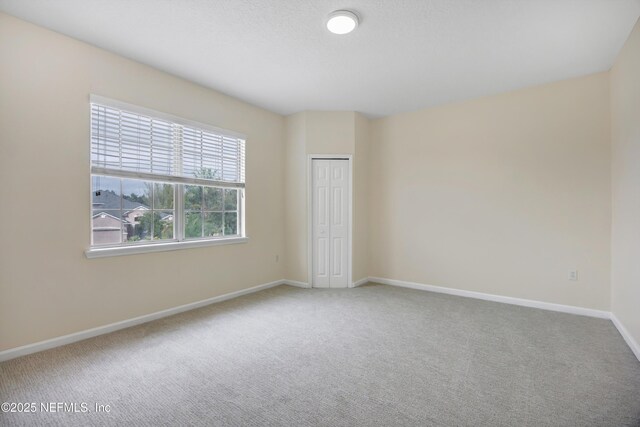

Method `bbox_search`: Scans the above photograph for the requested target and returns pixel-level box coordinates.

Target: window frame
[86,95,247,259]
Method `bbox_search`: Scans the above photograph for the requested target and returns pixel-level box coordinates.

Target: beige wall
[283,111,370,284]
[369,73,612,310]
[353,114,370,282]
[283,112,307,282]
[305,111,355,154]
[0,13,285,351]
[611,18,640,348]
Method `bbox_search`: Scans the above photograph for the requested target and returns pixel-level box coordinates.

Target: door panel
[312,160,331,288]
[329,160,349,287]
[332,238,342,276]
[318,237,328,276]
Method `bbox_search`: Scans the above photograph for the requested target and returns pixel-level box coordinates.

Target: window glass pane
[92,210,122,245]
[204,187,223,211]
[224,189,237,211]
[119,178,156,243]
[153,183,174,209]
[122,179,151,208]
[92,176,121,210]
[224,212,238,236]
[124,208,152,242]
[185,211,203,239]
[154,211,174,240]
[204,212,223,237]
[184,185,202,211]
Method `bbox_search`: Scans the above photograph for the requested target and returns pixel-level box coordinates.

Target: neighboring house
[92,190,171,244]
[91,211,125,245]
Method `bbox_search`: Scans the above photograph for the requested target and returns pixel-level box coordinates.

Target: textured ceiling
[1,0,639,117]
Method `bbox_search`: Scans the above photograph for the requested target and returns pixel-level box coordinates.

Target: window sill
[85,237,249,259]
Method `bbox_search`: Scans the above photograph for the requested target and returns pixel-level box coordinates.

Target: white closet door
[312,159,349,288]
[312,160,331,288]
[329,160,348,287]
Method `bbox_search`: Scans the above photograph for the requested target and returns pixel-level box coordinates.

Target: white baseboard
[283,279,311,288]
[284,279,368,288]
[0,279,285,363]
[611,313,640,362]
[369,277,611,319]
[352,277,368,288]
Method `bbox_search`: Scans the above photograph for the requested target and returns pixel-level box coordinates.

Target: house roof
[92,190,172,221]
[92,190,146,212]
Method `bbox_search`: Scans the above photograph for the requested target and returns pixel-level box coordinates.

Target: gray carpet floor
[1,283,639,426]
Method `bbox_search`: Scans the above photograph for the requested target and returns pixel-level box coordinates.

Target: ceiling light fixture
[326,10,359,35]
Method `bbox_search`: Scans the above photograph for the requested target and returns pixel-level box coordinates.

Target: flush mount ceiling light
[326,10,359,35]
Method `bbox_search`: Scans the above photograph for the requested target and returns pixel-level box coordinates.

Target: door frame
[307,154,353,288]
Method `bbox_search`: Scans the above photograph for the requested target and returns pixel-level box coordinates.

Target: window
[88,96,246,256]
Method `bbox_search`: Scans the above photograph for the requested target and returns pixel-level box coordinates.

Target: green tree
[128,169,226,240]
[138,211,173,240]
[151,182,174,210]
[184,168,224,238]
[184,185,203,238]
[194,168,221,180]
[126,193,147,204]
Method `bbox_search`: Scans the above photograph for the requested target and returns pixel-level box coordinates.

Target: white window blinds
[91,101,245,187]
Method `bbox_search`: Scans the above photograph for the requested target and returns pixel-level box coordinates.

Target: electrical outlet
[568,270,578,281]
